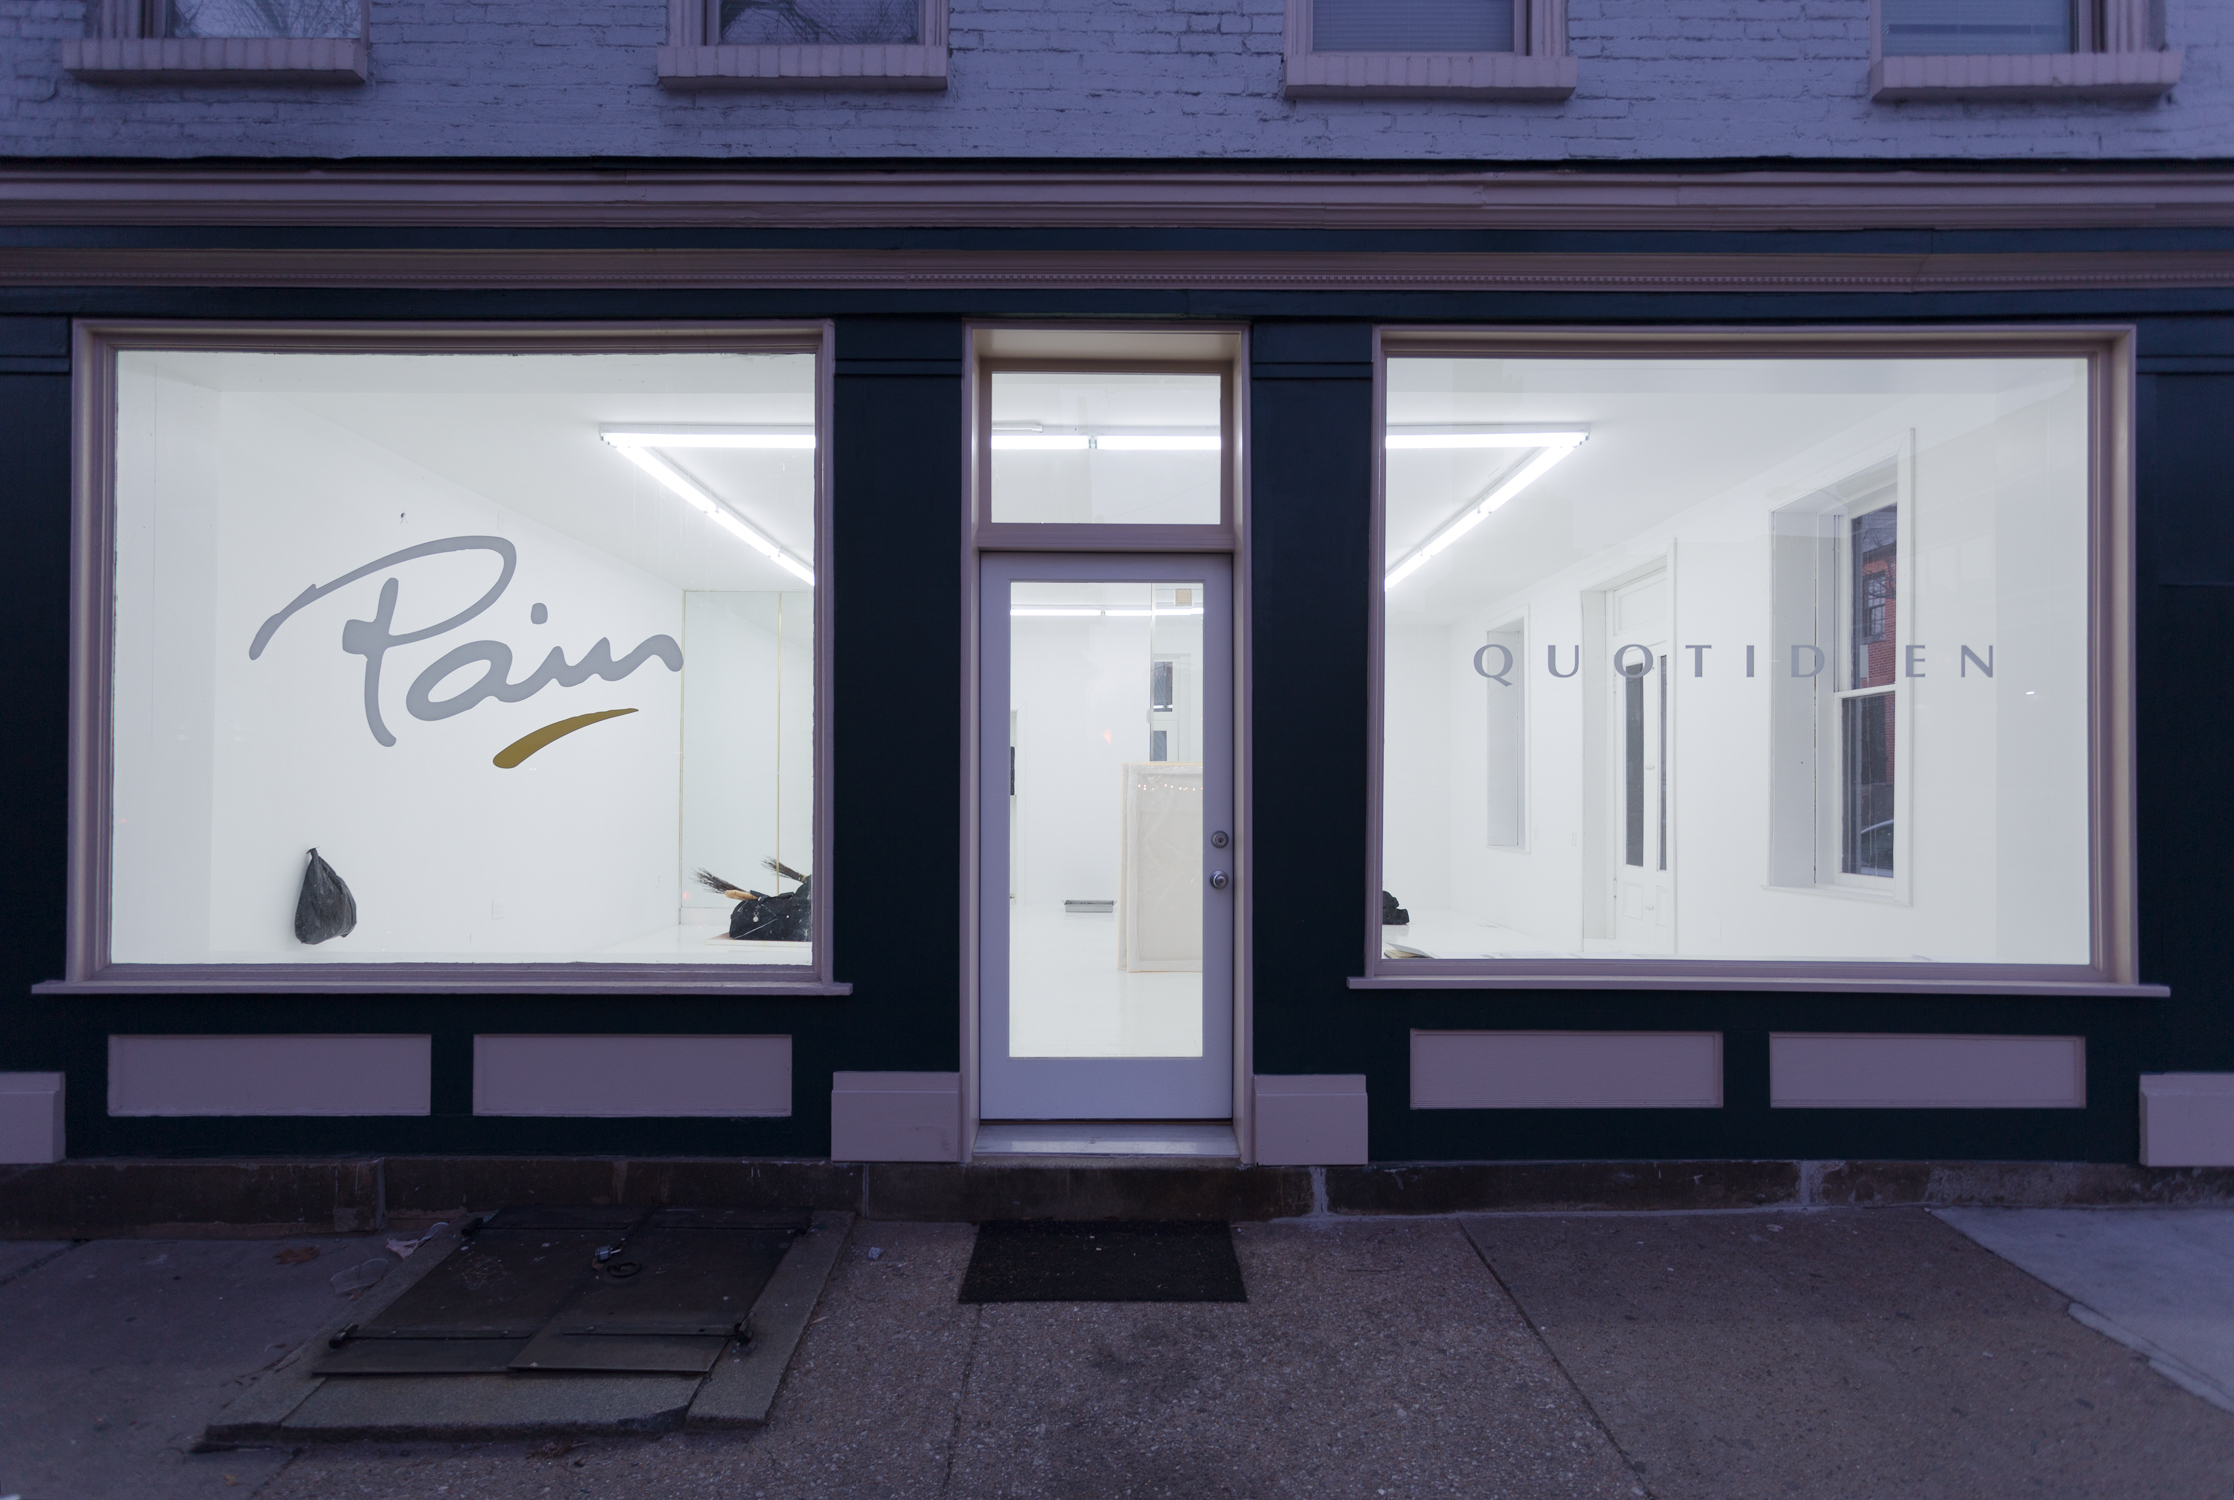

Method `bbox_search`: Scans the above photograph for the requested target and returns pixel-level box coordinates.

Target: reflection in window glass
[989,371,1223,526]
[1881,0,2071,55]
[1380,354,2091,966]
[109,348,818,966]
[167,0,357,36]
[1312,0,1514,51]
[716,0,916,45]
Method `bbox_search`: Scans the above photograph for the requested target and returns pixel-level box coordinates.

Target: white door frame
[977,552,1237,1120]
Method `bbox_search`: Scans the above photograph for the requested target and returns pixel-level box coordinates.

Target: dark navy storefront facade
[3,173,2232,1213]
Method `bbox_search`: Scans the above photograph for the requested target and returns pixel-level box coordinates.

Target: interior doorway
[977,553,1235,1122]
[1605,568,1675,954]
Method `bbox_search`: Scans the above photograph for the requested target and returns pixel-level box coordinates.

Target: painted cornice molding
[3,166,2234,230]
[1,246,2230,291]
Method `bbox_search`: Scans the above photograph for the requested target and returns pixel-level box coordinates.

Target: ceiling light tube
[606,440,816,587]
[1383,434,1587,591]
[1010,606,1206,618]
[1385,427,1589,451]
[990,431,1221,452]
[601,426,815,450]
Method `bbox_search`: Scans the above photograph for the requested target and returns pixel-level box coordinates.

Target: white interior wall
[1399,375,2090,964]
[1011,614,1153,906]
[114,376,691,961]
[679,591,815,924]
[110,362,219,962]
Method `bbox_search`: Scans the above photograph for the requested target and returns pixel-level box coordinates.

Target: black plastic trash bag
[295,848,359,944]
[696,860,812,943]
[1381,889,1410,927]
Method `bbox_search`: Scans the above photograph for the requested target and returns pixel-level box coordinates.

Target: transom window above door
[1365,327,2143,996]
[970,326,1243,549]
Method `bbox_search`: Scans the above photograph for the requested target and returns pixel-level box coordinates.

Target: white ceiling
[147,349,818,595]
[1385,356,2083,624]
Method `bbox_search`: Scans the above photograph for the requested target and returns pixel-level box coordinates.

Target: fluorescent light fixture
[601,426,815,450]
[602,437,816,587]
[1385,426,1589,451]
[1383,429,1589,591]
[990,430,1220,453]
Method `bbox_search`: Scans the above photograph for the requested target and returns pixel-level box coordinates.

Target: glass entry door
[979,554,1234,1120]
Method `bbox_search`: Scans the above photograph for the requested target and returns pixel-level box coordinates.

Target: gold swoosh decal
[492,708,638,769]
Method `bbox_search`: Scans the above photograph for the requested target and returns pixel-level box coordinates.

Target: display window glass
[982,365,1231,529]
[1373,333,2134,987]
[87,329,827,977]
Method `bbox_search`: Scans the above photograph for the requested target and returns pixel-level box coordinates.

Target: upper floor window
[1882,0,2075,55]
[1367,327,2143,995]
[660,0,947,89]
[60,323,839,994]
[1283,0,1574,100]
[166,0,356,37]
[66,0,367,81]
[1872,0,2179,99]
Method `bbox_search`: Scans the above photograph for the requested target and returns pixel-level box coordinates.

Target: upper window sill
[1284,50,1576,100]
[62,36,367,84]
[1872,49,2180,101]
[657,43,947,91]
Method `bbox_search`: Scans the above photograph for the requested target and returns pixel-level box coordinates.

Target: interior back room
[107,347,819,966]
[1379,354,2091,967]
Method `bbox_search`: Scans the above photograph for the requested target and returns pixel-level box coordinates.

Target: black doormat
[958,1220,1246,1303]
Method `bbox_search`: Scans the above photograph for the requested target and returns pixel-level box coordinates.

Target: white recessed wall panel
[474,1034,790,1117]
[1770,1033,2085,1108]
[108,1035,430,1116]
[1411,1031,1722,1109]
[830,1071,959,1162]
[2140,1074,2234,1166]
[0,1073,65,1162]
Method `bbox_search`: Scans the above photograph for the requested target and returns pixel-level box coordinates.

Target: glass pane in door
[1007,580,1205,1057]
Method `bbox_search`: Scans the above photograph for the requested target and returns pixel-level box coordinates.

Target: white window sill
[1284,50,1575,101]
[1872,49,2180,101]
[62,36,366,83]
[656,43,947,91]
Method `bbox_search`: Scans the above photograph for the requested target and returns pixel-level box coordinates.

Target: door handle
[1208,870,1229,890]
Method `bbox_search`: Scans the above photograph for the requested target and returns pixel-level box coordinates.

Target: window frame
[1282,0,1575,100]
[659,0,947,91]
[1869,0,2179,100]
[1357,323,2156,998]
[64,0,369,83]
[44,319,847,996]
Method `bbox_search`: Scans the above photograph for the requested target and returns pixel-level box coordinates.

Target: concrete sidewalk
[5,1209,2233,1499]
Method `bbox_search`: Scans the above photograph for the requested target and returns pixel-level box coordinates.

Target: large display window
[66,324,836,990]
[1367,328,2139,992]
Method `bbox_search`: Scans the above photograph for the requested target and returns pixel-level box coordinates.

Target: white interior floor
[1008,902,1201,1057]
[1383,905,1583,961]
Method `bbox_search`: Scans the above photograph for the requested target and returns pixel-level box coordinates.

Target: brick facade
[2,0,2225,160]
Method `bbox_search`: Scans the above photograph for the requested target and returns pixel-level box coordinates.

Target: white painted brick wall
[0,0,2226,159]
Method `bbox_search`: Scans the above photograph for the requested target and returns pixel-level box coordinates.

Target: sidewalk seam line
[0,1240,78,1289]
[939,1301,985,1498]
[1457,1217,1660,1500]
